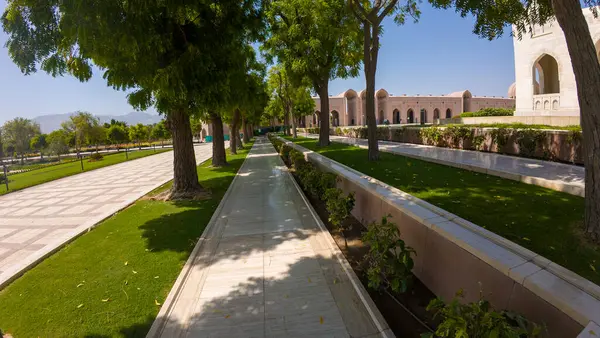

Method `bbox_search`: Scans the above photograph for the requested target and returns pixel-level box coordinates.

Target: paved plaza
[306,133,585,196]
[0,144,214,288]
[148,138,392,338]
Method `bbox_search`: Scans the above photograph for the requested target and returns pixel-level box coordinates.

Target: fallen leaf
[155,299,161,306]
[550,246,556,250]
[77,304,84,309]
[589,329,596,336]
[320,316,324,324]
[76,283,84,288]
[307,277,311,283]
[522,237,531,241]
[225,315,231,319]
[132,270,137,274]
[154,276,159,279]
[102,298,110,302]
[124,261,128,266]
[591,264,597,273]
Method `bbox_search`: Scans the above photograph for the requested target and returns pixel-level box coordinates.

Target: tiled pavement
[304,133,585,197]
[0,144,214,288]
[147,138,392,338]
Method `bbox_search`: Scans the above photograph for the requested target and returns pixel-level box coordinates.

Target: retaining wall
[439,116,581,127]
[275,135,600,337]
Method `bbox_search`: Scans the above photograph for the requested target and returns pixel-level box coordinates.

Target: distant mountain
[34,112,163,133]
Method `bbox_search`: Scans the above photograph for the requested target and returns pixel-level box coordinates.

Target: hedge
[460,108,515,118]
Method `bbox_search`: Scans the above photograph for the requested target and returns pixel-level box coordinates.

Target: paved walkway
[306,133,585,197]
[0,144,214,288]
[148,138,392,338]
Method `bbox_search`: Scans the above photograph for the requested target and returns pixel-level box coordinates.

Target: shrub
[324,187,355,246]
[356,127,368,139]
[362,216,415,293]
[420,127,445,147]
[460,108,514,118]
[424,290,542,338]
[489,127,512,152]
[279,144,292,164]
[88,153,104,162]
[376,126,390,140]
[445,126,472,148]
[516,129,546,157]
[391,128,405,142]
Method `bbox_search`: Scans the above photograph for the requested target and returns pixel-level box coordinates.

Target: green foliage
[61,112,100,150]
[362,216,415,293]
[46,130,70,157]
[1,117,40,156]
[106,125,128,145]
[443,123,581,132]
[460,108,514,118]
[424,291,542,338]
[265,65,314,128]
[489,128,512,152]
[420,127,445,146]
[376,126,390,140]
[515,129,546,157]
[88,153,104,162]
[324,188,355,230]
[29,134,47,153]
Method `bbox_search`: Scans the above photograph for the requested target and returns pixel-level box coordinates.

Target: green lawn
[0,149,171,195]
[0,141,253,337]
[282,136,599,285]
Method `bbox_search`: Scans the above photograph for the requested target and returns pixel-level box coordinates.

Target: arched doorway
[433,108,440,120]
[330,111,340,127]
[393,109,400,124]
[420,109,428,124]
[533,54,560,94]
[378,110,384,124]
[313,111,320,127]
[407,109,414,123]
[446,108,452,118]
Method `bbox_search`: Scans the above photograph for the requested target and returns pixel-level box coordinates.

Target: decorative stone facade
[513,7,600,116]
[304,89,515,127]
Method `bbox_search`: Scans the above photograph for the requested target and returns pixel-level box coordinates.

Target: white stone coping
[275,135,600,331]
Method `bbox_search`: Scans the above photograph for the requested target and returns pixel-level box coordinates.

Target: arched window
[330,110,340,127]
[533,54,560,94]
[407,109,414,123]
[445,108,452,119]
[313,112,320,127]
[433,108,440,120]
[420,109,428,124]
[393,109,400,124]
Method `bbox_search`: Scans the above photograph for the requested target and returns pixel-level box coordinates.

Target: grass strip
[0,149,171,195]
[0,141,253,337]
[283,136,599,285]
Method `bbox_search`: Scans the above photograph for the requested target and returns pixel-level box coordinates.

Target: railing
[533,94,560,111]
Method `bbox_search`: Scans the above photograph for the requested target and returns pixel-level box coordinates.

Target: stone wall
[311,126,584,165]
[439,115,581,127]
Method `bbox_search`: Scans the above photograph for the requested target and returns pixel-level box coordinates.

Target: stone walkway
[148,138,392,338]
[306,133,585,197]
[0,144,214,289]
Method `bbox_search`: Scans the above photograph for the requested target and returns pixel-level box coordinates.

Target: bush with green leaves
[423,290,542,338]
[88,153,104,162]
[324,187,355,241]
[460,108,514,118]
[362,216,416,293]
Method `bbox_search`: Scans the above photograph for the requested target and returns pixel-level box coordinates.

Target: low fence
[300,126,584,165]
[275,135,599,337]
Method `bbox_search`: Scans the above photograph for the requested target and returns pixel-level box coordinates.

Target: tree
[150,121,171,146]
[266,65,314,138]
[106,125,128,146]
[2,0,265,200]
[0,127,4,160]
[46,130,70,161]
[30,134,47,159]
[190,117,203,143]
[1,117,40,163]
[61,112,99,153]
[349,0,420,160]
[263,0,362,146]
[128,124,148,149]
[426,1,600,238]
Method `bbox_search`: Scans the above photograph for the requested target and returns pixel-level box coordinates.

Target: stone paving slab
[304,133,585,197]
[147,138,392,338]
[0,144,215,289]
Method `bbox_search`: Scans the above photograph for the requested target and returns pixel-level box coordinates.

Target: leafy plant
[376,126,390,140]
[88,152,104,162]
[516,129,546,157]
[420,127,445,146]
[324,187,355,246]
[423,290,542,338]
[362,216,415,293]
[489,127,512,153]
[460,108,514,117]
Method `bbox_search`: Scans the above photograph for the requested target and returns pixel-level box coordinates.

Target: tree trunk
[291,112,298,139]
[317,82,330,146]
[230,109,241,155]
[167,108,204,199]
[210,113,228,167]
[236,132,244,150]
[553,0,600,240]
[363,20,380,161]
[242,118,250,143]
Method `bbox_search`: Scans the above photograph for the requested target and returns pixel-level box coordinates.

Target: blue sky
[0,2,515,125]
